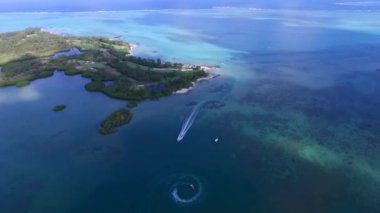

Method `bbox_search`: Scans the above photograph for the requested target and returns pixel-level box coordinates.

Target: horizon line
[1,7,380,14]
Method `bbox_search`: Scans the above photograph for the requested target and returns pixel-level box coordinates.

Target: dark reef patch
[206,83,233,93]
[46,130,66,141]
[204,100,225,110]
[185,101,198,107]
[127,101,138,109]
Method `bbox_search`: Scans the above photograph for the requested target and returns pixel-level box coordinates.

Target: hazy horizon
[2,0,380,12]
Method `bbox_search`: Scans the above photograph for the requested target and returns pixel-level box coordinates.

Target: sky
[1,0,380,12]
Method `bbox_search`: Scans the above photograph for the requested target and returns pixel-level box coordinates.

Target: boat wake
[177,101,206,142]
[137,171,204,213]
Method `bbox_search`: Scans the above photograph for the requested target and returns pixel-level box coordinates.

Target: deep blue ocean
[0,8,380,213]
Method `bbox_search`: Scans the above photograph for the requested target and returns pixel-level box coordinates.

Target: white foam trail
[177,101,206,142]
[170,176,203,204]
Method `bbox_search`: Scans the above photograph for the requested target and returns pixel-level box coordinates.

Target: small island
[99,109,133,135]
[53,105,66,112]
[0,28,212,134]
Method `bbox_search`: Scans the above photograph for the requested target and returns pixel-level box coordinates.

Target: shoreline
[127,43,138,56]
[0,28,214,98]
[174,71,220,94]
[124,42,219,95]
[0,28,216,136]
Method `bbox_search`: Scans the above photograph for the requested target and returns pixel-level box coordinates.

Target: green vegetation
[15,80,30,87]
[0,28,210,134]
[125,56,183,69]
[0,28,71,65]
[53,105,66,112]
[99,109,133,135]
[38,71,54,78]
[0,28,208,101]
[85,81,105,91]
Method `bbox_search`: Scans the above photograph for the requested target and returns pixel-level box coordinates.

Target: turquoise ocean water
[0,8,380,212]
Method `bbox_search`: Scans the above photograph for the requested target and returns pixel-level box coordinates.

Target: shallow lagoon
[0,8,380,212]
